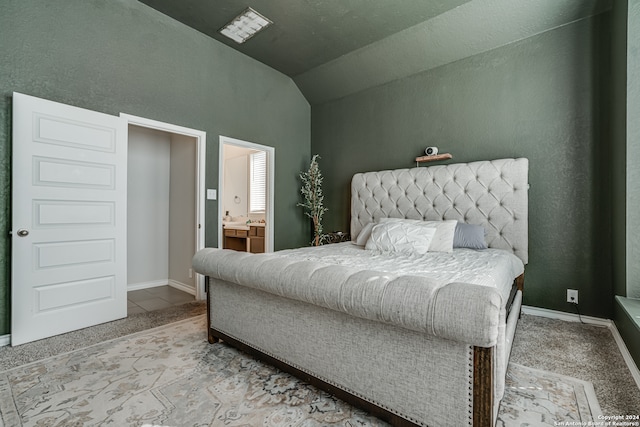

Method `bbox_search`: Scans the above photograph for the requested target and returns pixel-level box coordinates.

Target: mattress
[278,242,524,305]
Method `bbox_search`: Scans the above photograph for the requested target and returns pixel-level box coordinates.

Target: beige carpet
[0,316,602,427]
[510,314,640,416]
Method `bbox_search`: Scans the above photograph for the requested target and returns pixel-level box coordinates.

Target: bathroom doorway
[218,136,274,252]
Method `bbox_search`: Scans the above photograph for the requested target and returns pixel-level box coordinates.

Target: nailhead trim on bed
[467,346,474,426]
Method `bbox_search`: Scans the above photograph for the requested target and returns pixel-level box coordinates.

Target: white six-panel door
[11,92,127,345]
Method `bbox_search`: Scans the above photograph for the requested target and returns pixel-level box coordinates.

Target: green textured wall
[0,0,311,336]
[312,15,612,317]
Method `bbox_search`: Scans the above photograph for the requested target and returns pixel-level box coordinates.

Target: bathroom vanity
[223,223,265,253]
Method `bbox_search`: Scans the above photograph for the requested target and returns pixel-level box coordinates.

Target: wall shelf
[415,153,452,164]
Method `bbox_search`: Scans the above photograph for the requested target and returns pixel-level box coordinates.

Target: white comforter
[278,242,524,304]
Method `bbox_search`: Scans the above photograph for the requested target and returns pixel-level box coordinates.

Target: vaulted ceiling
[137,0,611,104]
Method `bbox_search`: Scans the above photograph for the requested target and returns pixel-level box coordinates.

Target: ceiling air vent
[219,7,272,44]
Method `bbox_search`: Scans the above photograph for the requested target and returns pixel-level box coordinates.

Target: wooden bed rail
[516,273,525,292]
[473,346,494,427]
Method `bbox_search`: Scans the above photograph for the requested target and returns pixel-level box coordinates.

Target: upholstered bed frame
[193,158,529,427]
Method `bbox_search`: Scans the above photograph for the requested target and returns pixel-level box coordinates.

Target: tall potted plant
[298,154,328,246]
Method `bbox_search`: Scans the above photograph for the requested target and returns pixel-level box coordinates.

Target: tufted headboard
[351,158,529,264]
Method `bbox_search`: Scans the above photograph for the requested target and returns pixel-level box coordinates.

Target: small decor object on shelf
[425,146,438,156]
[298,154,328,246]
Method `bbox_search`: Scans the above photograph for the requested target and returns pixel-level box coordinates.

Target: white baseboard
[127,279,169,291]
[522,305,640,390]
[521,305,611,327]
[0,334,10,347]
[168,280,196,296]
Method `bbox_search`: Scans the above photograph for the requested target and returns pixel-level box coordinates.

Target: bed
[192,157,528,426]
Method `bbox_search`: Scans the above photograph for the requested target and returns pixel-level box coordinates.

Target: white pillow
[352,222,375,246]
[365,221,437,255]
[379,218,457,252]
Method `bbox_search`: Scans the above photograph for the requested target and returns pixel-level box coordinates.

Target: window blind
[249,151,267,213]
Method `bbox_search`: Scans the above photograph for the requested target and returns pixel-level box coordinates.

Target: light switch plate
[207,189,217,200]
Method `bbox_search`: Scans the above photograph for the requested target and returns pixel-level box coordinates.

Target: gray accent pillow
[453,222,488,249]
[353,222,375,246]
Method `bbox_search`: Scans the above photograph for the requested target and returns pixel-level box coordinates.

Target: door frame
[121,114,207,300]
[219,135,275,253]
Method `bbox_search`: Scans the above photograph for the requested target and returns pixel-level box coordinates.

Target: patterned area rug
[498,364,602,426]
[0,316,601,426]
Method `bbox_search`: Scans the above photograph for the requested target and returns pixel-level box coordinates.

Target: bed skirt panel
[492,289,522,421]
[209,278,475,427]
[504,290,522,366]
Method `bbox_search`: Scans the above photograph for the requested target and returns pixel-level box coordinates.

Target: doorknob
[16,229,29,237]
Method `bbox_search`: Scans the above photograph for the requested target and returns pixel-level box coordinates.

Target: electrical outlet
[567,289,579,304]
[188,268,193,279]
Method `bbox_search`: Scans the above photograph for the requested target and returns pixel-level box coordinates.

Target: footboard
[204,275,524,427]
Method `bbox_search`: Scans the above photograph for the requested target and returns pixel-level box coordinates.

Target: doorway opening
[219,136,274,253]
[9,92,207,346]
[121,114,207,300]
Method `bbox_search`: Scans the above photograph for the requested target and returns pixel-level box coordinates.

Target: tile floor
[127,285,195,315]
